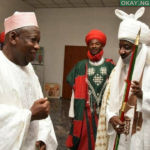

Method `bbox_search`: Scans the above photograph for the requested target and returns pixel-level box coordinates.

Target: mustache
[121,54,128,59]
[91,48,99,51]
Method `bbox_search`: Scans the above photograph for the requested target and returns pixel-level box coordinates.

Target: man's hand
[36,141,46,150]
[131,81,143,99]
[109,116,125,134]
[109,116,130,134]
[30,98,50,121]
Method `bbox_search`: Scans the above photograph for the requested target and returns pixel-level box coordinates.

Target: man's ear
[8,31,18,45]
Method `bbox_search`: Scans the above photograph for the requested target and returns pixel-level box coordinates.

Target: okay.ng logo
[120,0,150,6]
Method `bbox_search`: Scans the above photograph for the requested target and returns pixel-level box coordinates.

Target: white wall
[0,0,34,31]
[1,4,150,96]
[35,7,150,96]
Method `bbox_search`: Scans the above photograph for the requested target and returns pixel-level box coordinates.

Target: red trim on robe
[74,75,87,99]
[106,58,115,65]
[73,120,83,137]
[78,112,89,150]
[66,135,73,148]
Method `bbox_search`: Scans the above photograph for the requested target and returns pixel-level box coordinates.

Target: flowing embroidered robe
[66,58,114,150]
[130,61,150,150]
[103,45,148,150]
[0,51,57,150]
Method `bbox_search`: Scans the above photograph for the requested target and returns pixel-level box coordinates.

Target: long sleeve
[105,70,119,135]
[141,65,150,117]
[0,52,58,150]
[37,116,58,150]
[69,90,75,118]
[0,104,31,150]
[106,104,118,135]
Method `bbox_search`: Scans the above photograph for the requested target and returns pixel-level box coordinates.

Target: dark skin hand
[110,116,130,134]
[131,80,143,99]
[30,98,50,121]
[36,141,46,150]
[31,98,49,149]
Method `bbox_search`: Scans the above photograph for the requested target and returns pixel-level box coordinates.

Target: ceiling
[22,0,120,8]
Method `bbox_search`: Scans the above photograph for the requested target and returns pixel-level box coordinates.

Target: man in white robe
[95,7,150,150]
[0,12,57,150]
[130,36,150,150]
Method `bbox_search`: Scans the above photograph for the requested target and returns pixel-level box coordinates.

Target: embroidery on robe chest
[87,65,107,113]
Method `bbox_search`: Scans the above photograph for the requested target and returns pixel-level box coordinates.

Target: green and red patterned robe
[66,58,115,150]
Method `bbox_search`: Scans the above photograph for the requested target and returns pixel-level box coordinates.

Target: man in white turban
[0,12,57,150]
[95,7,150,150]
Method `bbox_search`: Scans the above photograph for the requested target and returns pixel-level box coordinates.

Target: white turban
[115,7,150,45]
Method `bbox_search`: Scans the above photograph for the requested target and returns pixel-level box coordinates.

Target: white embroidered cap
[115,7,150,45]
[4,11,38,34]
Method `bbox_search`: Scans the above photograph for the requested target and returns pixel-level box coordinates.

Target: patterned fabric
[87,61,112,115]
[95,70,113,150]
[66,58,114,150]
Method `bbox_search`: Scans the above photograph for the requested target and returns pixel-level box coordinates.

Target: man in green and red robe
[66,29,115,150]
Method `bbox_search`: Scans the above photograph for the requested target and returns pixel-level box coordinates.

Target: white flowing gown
[0,51,57,150]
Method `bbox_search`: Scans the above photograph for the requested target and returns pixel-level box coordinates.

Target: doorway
[62,45,88,99]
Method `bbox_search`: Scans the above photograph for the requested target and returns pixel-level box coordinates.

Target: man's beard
[122,44,142,65]
[122,53,132,64]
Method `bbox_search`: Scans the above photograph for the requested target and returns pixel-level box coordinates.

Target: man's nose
[120,47,126,54]
[91,43,97,48]
[34,42,40,50]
